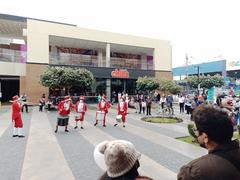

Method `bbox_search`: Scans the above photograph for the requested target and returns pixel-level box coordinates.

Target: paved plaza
[0,104,207,180]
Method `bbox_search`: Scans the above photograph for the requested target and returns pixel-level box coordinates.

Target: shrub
[188,124,197,138]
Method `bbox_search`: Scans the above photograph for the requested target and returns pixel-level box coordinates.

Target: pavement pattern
[0,105,207,180]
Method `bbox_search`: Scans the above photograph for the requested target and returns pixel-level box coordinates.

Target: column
[106,43,110,67]
[106,79,111,101]
[97,49,103,67]
[141,54,147,69]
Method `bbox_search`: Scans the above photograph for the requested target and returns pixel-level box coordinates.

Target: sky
[1,0,240,67]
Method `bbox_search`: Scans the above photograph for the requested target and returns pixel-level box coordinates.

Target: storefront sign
[111,69,129,78]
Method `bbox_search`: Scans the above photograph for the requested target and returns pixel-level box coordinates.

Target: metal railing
[49,53,154,70]
[0,48,27,63]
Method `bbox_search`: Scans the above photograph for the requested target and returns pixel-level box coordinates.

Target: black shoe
[123,125,126,128]
[74,126,78,129]
[103,125,106,127]
[94,123,98,126]
[12,135,18,137]
[81,126,84,129]
[54,130,58,133]
[114,123,118,127]
[18,135,25,138]
[65,129,69,132]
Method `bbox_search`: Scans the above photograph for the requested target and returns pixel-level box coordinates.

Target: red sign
[111,69,129,78]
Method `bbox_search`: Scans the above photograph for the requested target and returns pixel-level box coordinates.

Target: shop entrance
[111,79,124,94]
[111,79,137,95]
[0,76,19,103]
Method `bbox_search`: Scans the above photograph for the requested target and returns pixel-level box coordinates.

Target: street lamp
[194,65,200,96]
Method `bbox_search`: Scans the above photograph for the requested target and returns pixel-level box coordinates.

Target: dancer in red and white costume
[74,96,87,129]
[55,96,74,133]
[11,95,25,138]
[114,96,128,127]
[94,96,111,127]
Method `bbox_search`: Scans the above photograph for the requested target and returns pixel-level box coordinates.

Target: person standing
[20,93,28,113]
[141,99,146,115]
[160,95,166,113]
[138,94,143,114]
[166,94,174,115]
[179,95,185,113]
[95,96,111,127]
[11,95,25,138]
[39,93,46,112]
[114,97,128,127]
[55,96,74,133]
[134,94,139,113]
[178,105,240,180]
[74,96,87,129]
[146,96,152,115]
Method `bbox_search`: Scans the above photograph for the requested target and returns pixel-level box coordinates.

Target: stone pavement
[0,105,207,180]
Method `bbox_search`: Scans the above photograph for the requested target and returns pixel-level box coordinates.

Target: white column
[98,49,103,67]
[106,79,111,101]
[106,43,110,67]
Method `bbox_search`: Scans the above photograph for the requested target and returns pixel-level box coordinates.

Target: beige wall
[155,71,173,80]
[27,19,171,71]
[0,62,26,76]
[20,63,49,103]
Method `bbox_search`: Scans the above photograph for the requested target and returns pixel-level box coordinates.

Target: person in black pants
[21,93,28,113]
[39,94,46,112]
[146,96,152,115]
[138,95,143,114]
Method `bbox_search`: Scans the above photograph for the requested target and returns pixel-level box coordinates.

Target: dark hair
[192,105,233,143]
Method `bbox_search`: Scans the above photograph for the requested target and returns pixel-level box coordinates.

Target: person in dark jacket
[146,96,152,115]
[178,105,240,180]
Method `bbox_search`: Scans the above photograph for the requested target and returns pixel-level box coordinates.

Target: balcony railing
[0,48,27,63]
[50,53,154,70]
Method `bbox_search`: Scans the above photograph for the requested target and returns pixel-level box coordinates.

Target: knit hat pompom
[98,141,109,154]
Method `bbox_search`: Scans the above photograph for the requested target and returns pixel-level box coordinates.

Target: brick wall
[20,63,49,103]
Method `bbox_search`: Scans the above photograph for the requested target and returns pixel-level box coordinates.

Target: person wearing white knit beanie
[94,140,153,180]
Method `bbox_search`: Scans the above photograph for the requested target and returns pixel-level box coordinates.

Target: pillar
[106,43,110,67]
[98,49,103,67]
[106,79,111,101]
[141,54,147,69]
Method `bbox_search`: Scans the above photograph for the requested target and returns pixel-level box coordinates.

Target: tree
[40,66,94,94]
[158,78,182,94]
[136,76,159,93]
[187,74,224,90]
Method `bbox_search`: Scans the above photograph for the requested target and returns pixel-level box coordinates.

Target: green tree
[187,74,224,89]
[136,76,159,93]
[40,66,94,94]
[158,78,182,94]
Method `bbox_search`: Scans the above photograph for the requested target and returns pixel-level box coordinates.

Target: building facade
[0,14,172,103]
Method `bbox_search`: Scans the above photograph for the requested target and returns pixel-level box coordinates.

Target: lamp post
[197,65,200,96]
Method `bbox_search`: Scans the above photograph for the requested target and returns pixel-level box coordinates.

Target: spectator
[94,140,152,180]
[166,94,174,115]
[156,93,161,102]
[134,94,139,113]
[160,95,166,113]
[141,99,146,115]
[138,94,143,114]
[178,95,185,113]
[20,93,28,113]
[39,94,46,112]
[178,105,240,180]
[146,96,152,116]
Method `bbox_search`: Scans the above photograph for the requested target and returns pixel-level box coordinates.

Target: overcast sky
[1,0,240,67]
